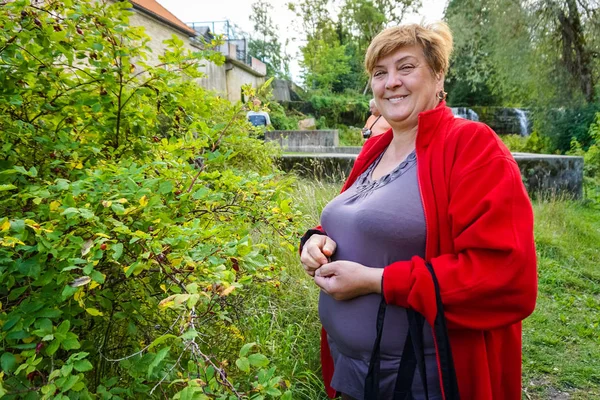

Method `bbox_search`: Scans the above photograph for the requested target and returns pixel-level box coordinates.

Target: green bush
[568,112,600,201]
[0,1,296,398]
[533,103,600,153]
[308,93,370,128]
[337,126,364,147]
[500,131,552,154]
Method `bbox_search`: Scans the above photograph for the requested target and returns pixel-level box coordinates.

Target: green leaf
[57,320,71,335]
[158,181,173,194]
[248,353,269,367]
[1,352,17,373]
[73,359,93,372]
[147,346,170,377]
[46,340,60,356]
[281,391,293,400]
[235,357,250,372]
[2,315,21,331]
[111,242,123,260]
[0,184,17,192]
[239,342,256,357]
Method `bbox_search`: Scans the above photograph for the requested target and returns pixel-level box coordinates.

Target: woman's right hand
[300,234,337,277]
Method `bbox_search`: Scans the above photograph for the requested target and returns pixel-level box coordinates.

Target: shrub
[500,131,552,154]
[568,112,600,201]
[0,1,296,398]
[533,103,600,153]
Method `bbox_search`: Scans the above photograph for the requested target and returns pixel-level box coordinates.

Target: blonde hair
[364,22,453,76]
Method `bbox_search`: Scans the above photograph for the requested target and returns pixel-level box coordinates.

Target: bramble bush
[0,1,297,398]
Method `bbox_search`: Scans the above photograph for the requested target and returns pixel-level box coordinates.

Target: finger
[313,275,330,293]
[306,243,328,265]
[322,237,337,257]
[300,250,321,271]
[315,263,335,277]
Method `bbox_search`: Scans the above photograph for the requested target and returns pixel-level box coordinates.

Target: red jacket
[310,102,538,399]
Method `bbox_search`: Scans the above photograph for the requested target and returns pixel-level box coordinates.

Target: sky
[157,0,448,83]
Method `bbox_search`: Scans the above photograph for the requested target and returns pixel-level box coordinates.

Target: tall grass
[242,179,600,399]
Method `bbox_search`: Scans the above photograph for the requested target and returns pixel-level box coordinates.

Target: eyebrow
[373,55,418,70]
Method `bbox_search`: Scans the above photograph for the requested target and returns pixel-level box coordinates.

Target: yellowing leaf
[69,276,91,287]
[0,237,25,247]
[220,286,236,297]
[139,195,148,207]
[85,308,103,316]
[81,239,94,256]
[101,200,112,208]
[1,219,10,232]
[22,336,36,344]
[158,295,177,308]
[160,284,167,293]
[94,232,111,239]
[116,198,128,204]
[49,201,61,211]
[89,281,100,290]
[75,162,83,169]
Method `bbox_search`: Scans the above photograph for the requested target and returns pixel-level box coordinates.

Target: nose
[385,70,402,90]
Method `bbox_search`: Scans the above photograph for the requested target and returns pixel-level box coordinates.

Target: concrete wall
[128,11,265,102]
[128,12,228,97]
[277,153,584,199]
[226,63,266,103]
[266,130,339,148]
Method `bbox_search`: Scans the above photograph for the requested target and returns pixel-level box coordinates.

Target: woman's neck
[388,125,418,158]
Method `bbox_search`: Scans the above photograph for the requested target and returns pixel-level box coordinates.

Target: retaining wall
[278,152,583,199]
[266,130,339,148]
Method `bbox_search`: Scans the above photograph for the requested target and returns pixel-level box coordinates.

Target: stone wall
[278,153,584,199]
[266,130,339,149]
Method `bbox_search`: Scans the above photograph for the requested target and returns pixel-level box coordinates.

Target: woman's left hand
[314,261,383,301]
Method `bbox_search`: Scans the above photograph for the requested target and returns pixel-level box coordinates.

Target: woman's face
[370,45,443,131]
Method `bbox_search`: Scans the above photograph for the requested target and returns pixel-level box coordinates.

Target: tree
[0,0,296,398]
[249,0,290,78]
[529,0,599,103]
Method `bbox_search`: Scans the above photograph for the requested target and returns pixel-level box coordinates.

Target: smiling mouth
[386,95,408,104]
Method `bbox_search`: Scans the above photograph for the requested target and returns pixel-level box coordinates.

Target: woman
[300,22,537,400]
[361,99,392,139]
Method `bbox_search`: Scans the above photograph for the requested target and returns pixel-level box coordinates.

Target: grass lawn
[242,180,600,399]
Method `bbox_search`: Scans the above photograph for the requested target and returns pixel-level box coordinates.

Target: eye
[399,64,415,72]
[373,70,385,78]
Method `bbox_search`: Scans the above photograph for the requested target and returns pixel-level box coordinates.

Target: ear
[435,72,445,91]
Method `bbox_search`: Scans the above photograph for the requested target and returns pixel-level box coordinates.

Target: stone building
[127,0,266,102]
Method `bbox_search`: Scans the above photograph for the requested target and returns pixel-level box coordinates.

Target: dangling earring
[437,90,447,101]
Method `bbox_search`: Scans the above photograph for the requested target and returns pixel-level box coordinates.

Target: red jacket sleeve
[383,130,537,331]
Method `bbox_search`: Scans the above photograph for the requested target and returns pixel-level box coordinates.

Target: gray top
[319,150,441,400]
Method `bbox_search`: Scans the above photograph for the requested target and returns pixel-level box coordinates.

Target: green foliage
[301,38,351,92]
[568,112,600,201]
[338,126,364,146]
[500,132,552,154]
[534,103,600,153]
[0,1,296,398]
[309,93,370,128]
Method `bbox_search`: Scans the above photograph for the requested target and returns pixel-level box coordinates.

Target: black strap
[364,263,460,400]
[369,115,382,130]
[364,298,387,399]
[392,310,427,400]
[425,262,460,400]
